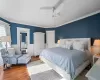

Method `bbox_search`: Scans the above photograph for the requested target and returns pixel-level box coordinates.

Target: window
[0,25,6,37]
[0,21,11,49]
[0,25,7,49]
[0,41,3,48]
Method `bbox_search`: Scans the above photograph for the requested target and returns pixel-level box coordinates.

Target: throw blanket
[40,47,88,78]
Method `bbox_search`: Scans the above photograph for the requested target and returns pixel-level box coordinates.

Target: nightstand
[93,54,100,64]
[86,59,100,80]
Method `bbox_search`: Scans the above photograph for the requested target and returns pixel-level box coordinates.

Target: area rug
[27,60,88,80]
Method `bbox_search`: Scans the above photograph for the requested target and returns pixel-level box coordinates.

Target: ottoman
[18,54,31,64]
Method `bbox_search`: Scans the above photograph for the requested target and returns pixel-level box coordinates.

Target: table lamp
[93,39,100,55]
[57,40,60,44]
[0,36,11,50]
[56,40,60,47]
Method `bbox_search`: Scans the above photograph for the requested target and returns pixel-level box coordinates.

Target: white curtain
[0,20,11,36]
[0,20,11,48]
[0,26,6,36]
[0,26,6,49]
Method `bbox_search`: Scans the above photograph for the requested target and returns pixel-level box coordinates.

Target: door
[46,31,55,48]
[34,32,45,56]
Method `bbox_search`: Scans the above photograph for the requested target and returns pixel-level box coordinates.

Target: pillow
[65,40,73,49]
[73,41,85,51]
[59,44,66,48]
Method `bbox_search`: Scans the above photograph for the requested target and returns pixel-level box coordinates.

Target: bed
[40,38,91,80]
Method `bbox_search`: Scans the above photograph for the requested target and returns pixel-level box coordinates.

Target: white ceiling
[0,0,100,28]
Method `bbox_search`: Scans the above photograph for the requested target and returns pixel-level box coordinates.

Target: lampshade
[57,40,60,44]
[93,40,100,46]
[0,36,11,42]
[93,39,100,54]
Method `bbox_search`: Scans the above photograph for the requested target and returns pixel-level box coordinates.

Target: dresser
[86,59,100,80]
[34,32,45,56]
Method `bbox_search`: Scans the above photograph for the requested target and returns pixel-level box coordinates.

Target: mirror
[17,27,30,54]
[20,33,27,50]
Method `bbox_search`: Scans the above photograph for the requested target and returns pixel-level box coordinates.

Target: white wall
[12,44,34,56]
[12,44,47,56]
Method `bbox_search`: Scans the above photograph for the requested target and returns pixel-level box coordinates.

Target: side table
[93,54,100,64]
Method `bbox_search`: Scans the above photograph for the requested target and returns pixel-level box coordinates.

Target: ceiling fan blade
[40,7,53,10]
[54,0,65,10]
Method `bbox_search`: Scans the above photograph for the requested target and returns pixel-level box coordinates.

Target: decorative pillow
[73,41,85,51]
[65,40,73,49]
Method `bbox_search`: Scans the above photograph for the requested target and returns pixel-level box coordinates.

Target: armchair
[1,48,22,65]
[1,48,31,65]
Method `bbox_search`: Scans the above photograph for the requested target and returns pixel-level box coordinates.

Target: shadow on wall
[91,38,100,46]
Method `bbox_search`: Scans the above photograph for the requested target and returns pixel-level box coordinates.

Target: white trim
[55,10,100,28]
[12,44,34,56]
[1,10,100,28]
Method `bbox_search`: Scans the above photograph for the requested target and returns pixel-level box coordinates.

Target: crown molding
[0,20,10,26]
[56,10,100,28]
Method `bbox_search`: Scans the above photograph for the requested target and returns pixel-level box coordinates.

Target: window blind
[0,26,6,37]
[0,26,6,49]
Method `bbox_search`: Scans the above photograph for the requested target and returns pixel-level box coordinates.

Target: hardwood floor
[4,56,40,80]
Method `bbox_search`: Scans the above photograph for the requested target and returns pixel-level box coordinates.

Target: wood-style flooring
[4,56,39,80]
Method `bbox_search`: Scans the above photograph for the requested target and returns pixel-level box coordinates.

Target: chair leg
[4,64,7,70]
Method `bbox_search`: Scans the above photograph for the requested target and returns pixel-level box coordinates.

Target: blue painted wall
[0,17,45,44]
[45,13,100,43]
[10,22,45,44]
[1,13,100,45]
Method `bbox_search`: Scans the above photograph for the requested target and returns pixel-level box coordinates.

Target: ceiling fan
[40,0,65,17]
